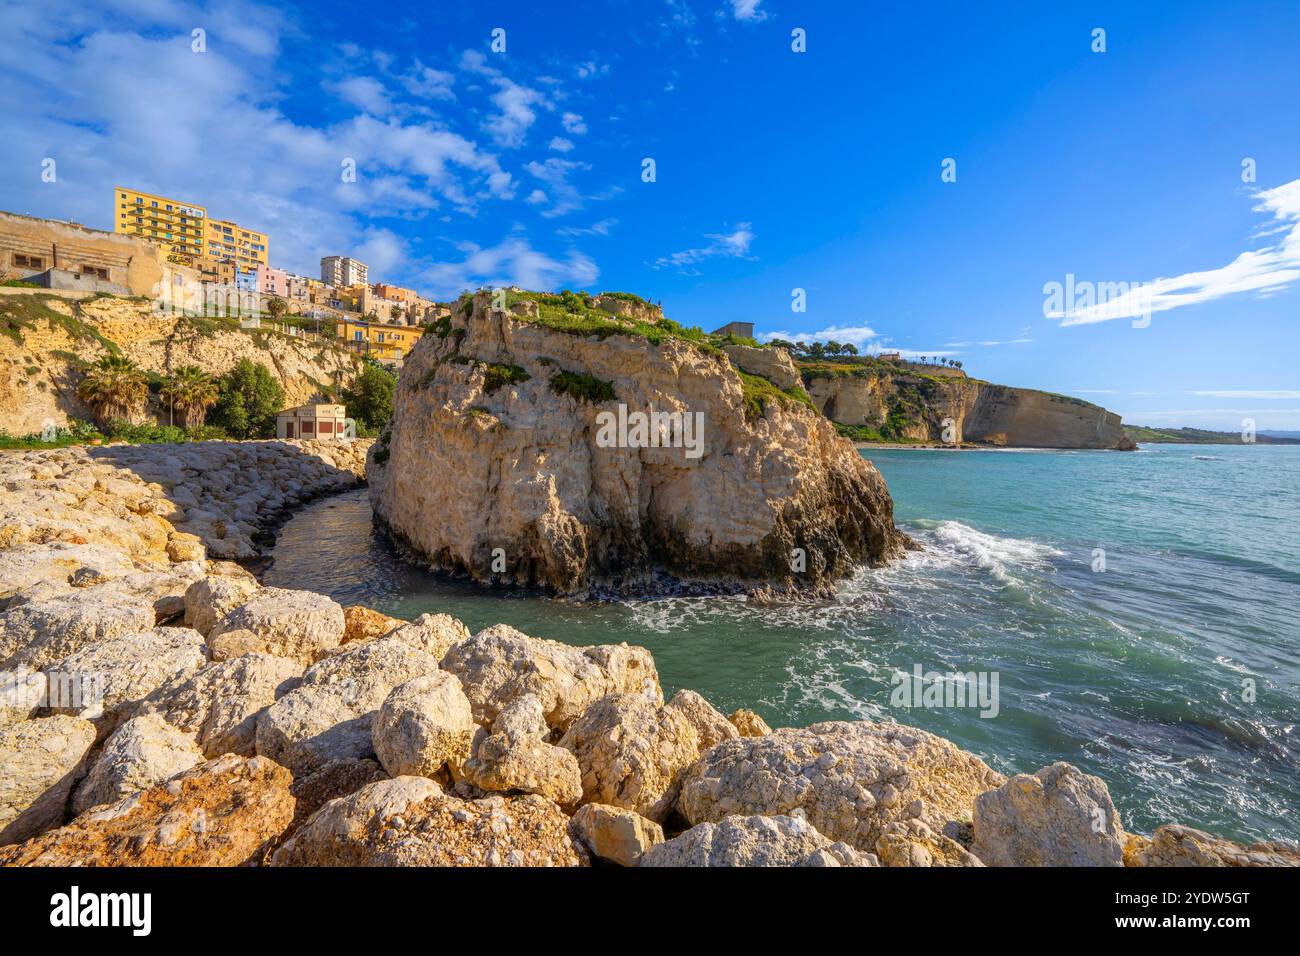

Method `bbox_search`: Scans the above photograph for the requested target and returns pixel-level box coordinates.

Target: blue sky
[2,0,1298,429]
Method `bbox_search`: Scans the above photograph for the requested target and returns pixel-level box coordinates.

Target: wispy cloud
[1191,389,1300,399]
[425,236,598,298]
[943,338,1032,347]
[725,1,768,23]
[1055,179,1300,326]
[557,218,618,238]
[650,223,755,272]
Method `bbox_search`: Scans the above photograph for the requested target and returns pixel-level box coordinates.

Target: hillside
[789,357,1135,450]
[1123,424,1300,445]
[0,291,363,435]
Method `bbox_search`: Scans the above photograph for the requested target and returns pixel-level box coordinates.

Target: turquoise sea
[266,443,1300,843]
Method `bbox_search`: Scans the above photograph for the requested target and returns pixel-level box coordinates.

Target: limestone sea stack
[368,291,907,596]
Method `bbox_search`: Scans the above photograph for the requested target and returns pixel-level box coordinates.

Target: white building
[320,255,368,288]
[276,403,351,441]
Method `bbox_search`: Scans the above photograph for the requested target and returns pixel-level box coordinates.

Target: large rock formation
[803,365,1136,450]
[369,291,907,595]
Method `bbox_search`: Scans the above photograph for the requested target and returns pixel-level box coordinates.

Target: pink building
[256,264,289,298]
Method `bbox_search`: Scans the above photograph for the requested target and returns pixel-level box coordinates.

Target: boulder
[136,652,303,757]
[875,818,983,867]
[341,605,405,645]
[665,689,739,749]
[678,721,1004,852]
[183,575,260,637]
[255,635,442,775]
[208,587,345,665]
[0,754,294,866]
[559,692,704,822]
[46,627,209,732]
[460,694,583,805]
[0,592,156,669]
[0,667,44,729]
[0,715,98,844]
[287,758,388,834]
[385,612,471,658]
[72,714,204,814]
[441,624,661,730]
[372,673,476,779]
[569,803,663,866]
[271,776,584,866]
[972,762,1125,867]
[728,708,772,737]
[1123,824,1300,868]
[639,814,877,867]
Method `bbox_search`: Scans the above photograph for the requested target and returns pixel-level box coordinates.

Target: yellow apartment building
[336,317,418,362]
[204,218,269,272]
[113,186,206,262]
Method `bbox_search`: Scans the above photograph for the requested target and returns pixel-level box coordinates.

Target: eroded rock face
[639,814,877,867]
[369,291,906,595]
[184,575,260,637]
[876,818,983,867]
[678,721,1004,852]
[341,605,405,645]
[72,714,204,814]
[559,692,705,823]
[0,715,98,844]
[569,803,664,866]
[0,592,156,669]
[1123,825,1300,868]
[441,625,662,730]
[372,673,476,778]
[728,708,773,737]
[136,652,303,758]
[972,762,1125,867]
[460,694,583,805]
[271,776,584,867]
[0,754,294,866]
[665,689,739,750]
[208,588,345,665]
[384,612,470,659]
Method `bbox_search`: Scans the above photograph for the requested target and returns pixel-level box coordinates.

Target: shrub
[342,363,396,431]
[209,358,284,438]
[482,363,530,395]
[549,370,617,404]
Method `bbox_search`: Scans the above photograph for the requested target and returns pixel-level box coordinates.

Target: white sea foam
[910,520,1063,583]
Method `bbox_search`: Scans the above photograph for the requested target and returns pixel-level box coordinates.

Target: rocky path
[0,439,1293,866]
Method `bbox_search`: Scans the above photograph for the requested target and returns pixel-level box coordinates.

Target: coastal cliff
[799,361,1136,450]
[368,290,907,596]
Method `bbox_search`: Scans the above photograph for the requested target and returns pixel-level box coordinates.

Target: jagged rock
[385,613,471,658]
[208,587,345,665]
[728,708,773,737]
[441,624,662,730]
[271,776,584,866]
[0,715,98,844]
[559,692,704,822]
[876,818,983,867]
[569,803,663,866]
[461,694,582,804]
[665,689,739,749]
[46,626,209,732]
[0,667,44,728]
[0,754,294,866]
[255,635,442,775]
[341,605,405,645]
[72,714,204,814]
[678,721,1004,852]
[722,343,803,391]
[183,575,260,637]
[639,814,877,867]
[972,762,1125,867]
[287,758,388,834]
[372,673,476,779]
[370,291,907,595]
[166,531,206,563]
[0,592,156,669]
[1124,824,1300,867]
[136,652,303,757]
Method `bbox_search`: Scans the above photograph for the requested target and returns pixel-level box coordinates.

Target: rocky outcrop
[372,673,476,779]
[369,291,906,595]
[0,754,294,866]
[1124,824,1300,867]
[0,715,98,844]
[804,367,1135,450]
[71,713,204,813]
[208,587,345,665]
[569,803,664,865]
[639,814,876,867]
[460,694,583,805]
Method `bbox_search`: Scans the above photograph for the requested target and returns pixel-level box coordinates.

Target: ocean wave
[901,520,1064,583]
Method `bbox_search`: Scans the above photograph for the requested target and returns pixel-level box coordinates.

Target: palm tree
[76,355,148,427]
[161,365,219,429]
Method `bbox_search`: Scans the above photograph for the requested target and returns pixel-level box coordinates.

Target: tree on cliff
[266,297,288,321]
[76,355,148,427]
[209,359,284,439]
[160,365,219,429]
[342,360,395,433]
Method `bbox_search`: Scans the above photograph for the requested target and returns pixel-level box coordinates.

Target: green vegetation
[736,370,816,420]
[1123,424,1300,445]
[266,297,288,321]
[424,315,453,338]
[548,370,618,405]
[101,421,227,443]
[0,280,40,288]
[482,362,531,394]
[0,418,227,450]
[342,361,396,433]
[0,419,101,449]
[159,366,219,429]
[502,289,722,355]
[76,355,149,427]
[208,358,285,439]
[0,293,120,353]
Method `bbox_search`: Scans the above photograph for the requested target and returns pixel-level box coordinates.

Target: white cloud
[576,60,609,79]
[651,223,755,271]
[561,112,587,135]
[726,0,768,22]
[760,324,879,348]
[459,49,553,148]
[327,76,393,115]
[1054,179,1300,326]
[943,338,1032,347]
[425,236,598,298]
[548,136,574,153]
[1191,390,1300,399]
[526,189,548,205]
[557,218,618,238]
[524,158,593,218]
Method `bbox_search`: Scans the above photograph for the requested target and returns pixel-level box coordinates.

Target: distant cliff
[791,359,1135,450]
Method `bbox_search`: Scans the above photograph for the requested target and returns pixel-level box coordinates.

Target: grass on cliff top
[500,289,724,356]
[481,362,531,394]
[548,369,618,405]
[0,293,121,354]
[737,370,817,421]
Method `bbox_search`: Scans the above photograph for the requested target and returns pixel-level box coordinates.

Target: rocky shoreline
[0,439,1295,866]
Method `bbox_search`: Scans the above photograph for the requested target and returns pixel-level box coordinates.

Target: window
[14,253,45,270]
[302,420,315,434]
[80,265,109,280]
[319,420,334,434]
